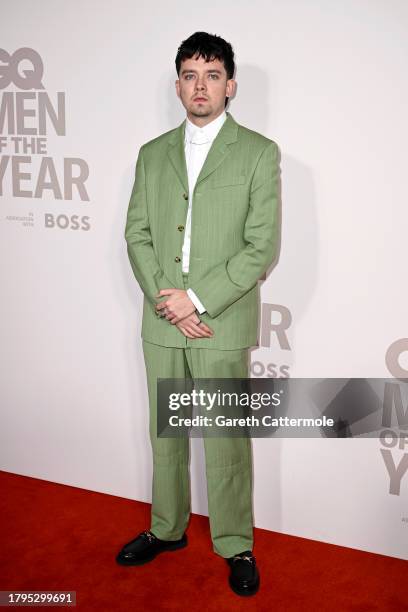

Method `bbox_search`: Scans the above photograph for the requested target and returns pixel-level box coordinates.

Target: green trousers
[141,276,254,558]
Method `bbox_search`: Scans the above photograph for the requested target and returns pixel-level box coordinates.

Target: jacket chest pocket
[210,174,247,189]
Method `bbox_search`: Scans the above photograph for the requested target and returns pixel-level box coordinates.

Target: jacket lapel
[167,119,189,193]
[166,111,239,193]
[196,112,238,185]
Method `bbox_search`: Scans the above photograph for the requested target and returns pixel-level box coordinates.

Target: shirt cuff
[186,288,206,314]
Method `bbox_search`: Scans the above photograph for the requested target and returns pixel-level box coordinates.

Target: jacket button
[182,192,188,200]
[174,256,181,263]
[177,225,184,232]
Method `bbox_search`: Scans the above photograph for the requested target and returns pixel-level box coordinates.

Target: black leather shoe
[227,550,260,596]
[116,530,187,566]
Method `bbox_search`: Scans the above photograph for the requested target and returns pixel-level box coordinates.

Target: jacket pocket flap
[211,174,246,188]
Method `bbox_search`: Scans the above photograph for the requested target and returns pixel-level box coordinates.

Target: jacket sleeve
[124,145,174,306]
[188,141,280,318]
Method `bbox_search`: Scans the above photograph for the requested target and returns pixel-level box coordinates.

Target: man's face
[175,53,236,125]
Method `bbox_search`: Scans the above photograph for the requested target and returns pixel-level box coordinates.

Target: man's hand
[155,288,196,324]
[176,312,214,339]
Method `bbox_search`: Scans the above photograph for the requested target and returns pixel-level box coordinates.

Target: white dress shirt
[183,110,227,314]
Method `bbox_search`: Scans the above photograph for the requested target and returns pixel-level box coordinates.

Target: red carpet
[1,470,406,611]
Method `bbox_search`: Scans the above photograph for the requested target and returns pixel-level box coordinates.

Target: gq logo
[0,47,45,90]
[380,338,408,496]
[1,46,91,211]
[386,338,408,380]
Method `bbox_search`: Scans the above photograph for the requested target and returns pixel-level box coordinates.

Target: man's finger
[177,316,213,336]
[186,322,212,337]
[157,289,176,296]
[156,300,169,311]
[176,325,195,338]
[186,326,203,338]
[177,321,203,338]
[196,322,214,335]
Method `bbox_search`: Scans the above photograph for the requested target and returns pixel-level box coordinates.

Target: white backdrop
[1,0,407,560]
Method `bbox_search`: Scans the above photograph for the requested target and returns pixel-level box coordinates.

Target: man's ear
[226,79,236,100]
[175,79,180,99]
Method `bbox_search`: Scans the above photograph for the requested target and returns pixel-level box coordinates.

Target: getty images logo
[0,47,91,230]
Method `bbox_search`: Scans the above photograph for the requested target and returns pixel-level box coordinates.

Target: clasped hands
[155,288,214,340]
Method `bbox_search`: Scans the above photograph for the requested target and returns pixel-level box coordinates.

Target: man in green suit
[116,31,280,597]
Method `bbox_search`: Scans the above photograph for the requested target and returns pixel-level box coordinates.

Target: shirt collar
[184,110,227,144]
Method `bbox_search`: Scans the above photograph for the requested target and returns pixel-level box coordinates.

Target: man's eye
[209,74,219,79]
[184,74,194,80]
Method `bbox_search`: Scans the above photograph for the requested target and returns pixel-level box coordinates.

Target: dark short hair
[175,31,235,80]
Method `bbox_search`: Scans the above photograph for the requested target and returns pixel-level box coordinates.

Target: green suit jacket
[125,111,280,350]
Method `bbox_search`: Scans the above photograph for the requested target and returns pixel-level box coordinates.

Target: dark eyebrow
[180,68,223,75]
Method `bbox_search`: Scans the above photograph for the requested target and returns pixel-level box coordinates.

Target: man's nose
[195,78,206,91]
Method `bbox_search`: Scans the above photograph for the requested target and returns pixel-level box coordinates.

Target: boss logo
[250,361,290,378]
[44,213,90,230]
